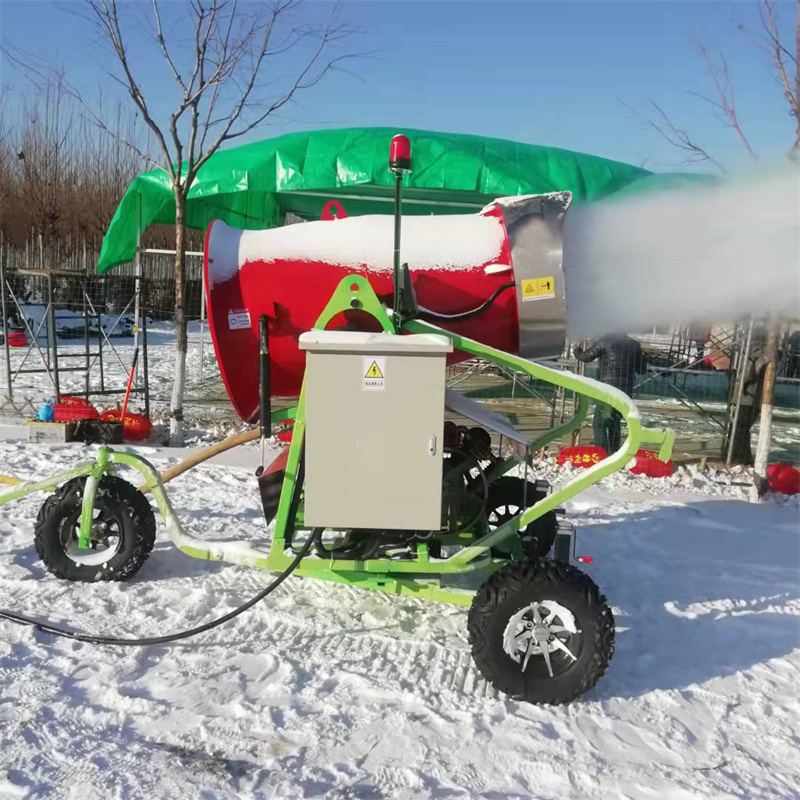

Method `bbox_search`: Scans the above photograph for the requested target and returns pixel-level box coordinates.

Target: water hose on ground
[0,532,315,646]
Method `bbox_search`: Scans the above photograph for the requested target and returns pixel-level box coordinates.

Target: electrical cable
[0,532,317,647]
[418,281,515,322]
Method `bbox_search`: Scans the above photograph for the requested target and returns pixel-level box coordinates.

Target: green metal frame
[0,275,674,608]
[264,276,674,604]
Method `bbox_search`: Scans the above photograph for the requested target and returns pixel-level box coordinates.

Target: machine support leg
[77,447,110,550]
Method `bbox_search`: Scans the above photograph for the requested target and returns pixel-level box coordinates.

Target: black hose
[313,527,368,560]
[418,281,515,322]
[0,532,317,647]
[285,454,306,552]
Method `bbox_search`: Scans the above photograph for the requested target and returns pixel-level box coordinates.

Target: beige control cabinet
[299,331,452,530]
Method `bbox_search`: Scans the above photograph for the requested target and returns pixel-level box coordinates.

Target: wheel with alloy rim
[468,561,615,704]
[34,476,156,582]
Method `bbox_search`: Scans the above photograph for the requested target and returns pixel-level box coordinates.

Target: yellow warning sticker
[362,356,386,391]
[365,361,384,379]
[521,276,556,302]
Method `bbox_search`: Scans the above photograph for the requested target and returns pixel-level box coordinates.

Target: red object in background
[100,409,152,441]
[8,331,27,348]
[766,462,800,495]
[321,200,348,221]
[54,396,99,423]
[204,203,517,422]
[630,449,674,478]
[275,420,294,444]
[557,445,607,469]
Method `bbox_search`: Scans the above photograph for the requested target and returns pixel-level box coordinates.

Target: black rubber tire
[34,476,156,582]
[486,477,557,558]
[468,561,615,705]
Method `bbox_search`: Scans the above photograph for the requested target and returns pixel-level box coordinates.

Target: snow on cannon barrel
[204,192,571,422]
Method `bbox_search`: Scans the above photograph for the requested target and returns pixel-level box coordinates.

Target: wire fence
[2,236,799,460]
[445,321,800,465]
[0,237,243,437]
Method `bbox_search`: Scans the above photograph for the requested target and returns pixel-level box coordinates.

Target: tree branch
[693,44,757,159]
[623,98,729,173]
[152,0,187,92]
[759,0,800,152]
[85,0,175,180]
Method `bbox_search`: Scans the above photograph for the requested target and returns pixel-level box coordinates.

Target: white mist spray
[563,168,800,338]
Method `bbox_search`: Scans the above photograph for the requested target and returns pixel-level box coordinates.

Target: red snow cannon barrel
[205,192,571,422]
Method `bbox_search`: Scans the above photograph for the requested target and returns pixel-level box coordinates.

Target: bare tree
[78,0,356,445]
[628,0,799,170]
[0,68,150,249]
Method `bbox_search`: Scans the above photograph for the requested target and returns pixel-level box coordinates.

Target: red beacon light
[389,134,412,174]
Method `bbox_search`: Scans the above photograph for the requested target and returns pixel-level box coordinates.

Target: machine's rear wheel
[486,477,557,558]
[34,476,156,582]
[468,561,615,704]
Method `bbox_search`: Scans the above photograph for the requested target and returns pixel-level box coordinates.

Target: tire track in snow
[249,615,498,705]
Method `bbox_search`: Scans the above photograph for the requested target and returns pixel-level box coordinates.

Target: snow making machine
[0,135,674,705]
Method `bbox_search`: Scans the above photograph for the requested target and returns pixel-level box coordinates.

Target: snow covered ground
[0,440,798,799]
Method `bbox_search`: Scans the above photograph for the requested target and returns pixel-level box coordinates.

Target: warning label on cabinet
[362,357,386,391]
[521,276,556,302]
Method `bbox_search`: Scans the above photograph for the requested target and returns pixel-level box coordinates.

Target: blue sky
[0,1,796,173]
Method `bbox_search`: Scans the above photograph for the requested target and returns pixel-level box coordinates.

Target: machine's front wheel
[468,561,615,704]
[34,476,156,582]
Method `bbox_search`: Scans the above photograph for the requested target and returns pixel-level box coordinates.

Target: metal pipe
[134,194,143,388]
[47,274,60,401]
[0,239,13,402]
[17,367,92,374]
[392,172,403,317]
[83,277,90,398]
[278,189,482,210]
[199,264,206,382]
[7,289,55,386]
[140,249,204,257]
[97,310,105,393]
[726,318,754,465]
[142,302,150,418]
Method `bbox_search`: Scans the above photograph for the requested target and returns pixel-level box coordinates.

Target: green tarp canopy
[96,126,703,274]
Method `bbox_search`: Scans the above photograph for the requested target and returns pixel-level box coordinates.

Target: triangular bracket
[313,275,396,333]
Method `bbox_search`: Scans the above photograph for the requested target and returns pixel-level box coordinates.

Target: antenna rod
[392,171,403,317]
[388,134,412,321]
